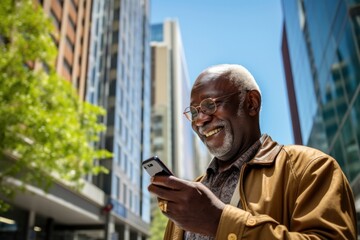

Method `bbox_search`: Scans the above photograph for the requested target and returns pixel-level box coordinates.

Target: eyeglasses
[183,91,245,122]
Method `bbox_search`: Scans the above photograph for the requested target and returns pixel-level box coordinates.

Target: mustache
[198,121,225,135]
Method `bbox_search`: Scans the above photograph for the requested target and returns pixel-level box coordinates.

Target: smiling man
[148,64,357,240]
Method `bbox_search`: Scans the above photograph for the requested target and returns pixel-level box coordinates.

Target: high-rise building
[0,0,112,239]
[86,0,151,239]
[42,0,92,100]
[281,0,360,231]
[0,0,151,239]
[150,20,207,180]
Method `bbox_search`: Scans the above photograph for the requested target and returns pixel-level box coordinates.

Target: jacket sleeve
[215,156,357,240]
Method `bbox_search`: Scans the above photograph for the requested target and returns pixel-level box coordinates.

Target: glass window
[107,106,115,125]
[70,0,77,11]
[111,53,117,69]
[63,58,72,75]
[115,176,120,199]
[322,94,338,143]
[117,145,122,166]
[122,184,127,205]
[129,190,133,210]
[50,9,61,29]
[112,30,119,43]
[338,21,360,101]
[341,117,360,181]
[113,8,120,22]
[124,153,128,172]
[109,80,116,96]
[68,16,76,32]
[330,136,348,177]
[350,95,360,165]
[118,115,122,136]
[65,35,74,52]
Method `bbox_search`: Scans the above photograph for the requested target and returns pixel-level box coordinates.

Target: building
[0,0,151,239]
[150,20,206,180]
[281,0,360,231]
[42,0,92,100]
[86,0,151,239]
[0,0,110,239]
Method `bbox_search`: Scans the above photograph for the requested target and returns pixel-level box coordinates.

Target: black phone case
[142,156,173,176]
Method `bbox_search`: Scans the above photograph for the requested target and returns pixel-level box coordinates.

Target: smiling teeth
[205,128,222,137]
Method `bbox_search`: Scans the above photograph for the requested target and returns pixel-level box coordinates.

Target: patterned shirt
[184,135,264,240]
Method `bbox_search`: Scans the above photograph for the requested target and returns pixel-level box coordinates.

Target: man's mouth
[205,127,223,138]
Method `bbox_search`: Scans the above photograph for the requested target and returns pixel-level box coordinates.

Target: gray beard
[206,125,233,158]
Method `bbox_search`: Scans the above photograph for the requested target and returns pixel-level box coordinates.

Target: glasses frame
[183,90,246,122]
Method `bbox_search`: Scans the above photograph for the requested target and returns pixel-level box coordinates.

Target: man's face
[190,73,251,161]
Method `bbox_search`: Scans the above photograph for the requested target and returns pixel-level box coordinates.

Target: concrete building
[0,0,151,239]
[281,0,360,233]
[150,20,207,180]
[42,0,92,100]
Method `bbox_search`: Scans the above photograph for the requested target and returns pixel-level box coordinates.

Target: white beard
[205,124,233,158]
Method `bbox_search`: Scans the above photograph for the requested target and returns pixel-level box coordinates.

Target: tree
[150,208,169,240]
[0,0,111,212]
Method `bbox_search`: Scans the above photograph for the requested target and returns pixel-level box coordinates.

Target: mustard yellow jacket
[163,135,357,239]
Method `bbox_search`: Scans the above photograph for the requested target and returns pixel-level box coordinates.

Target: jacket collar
[248,134,283,166]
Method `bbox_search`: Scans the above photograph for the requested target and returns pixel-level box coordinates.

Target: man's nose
[193,111,212,127]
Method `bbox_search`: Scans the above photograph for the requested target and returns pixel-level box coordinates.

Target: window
[115,176,121,199]
[70,0,77,11]
[111,53,118,69]
[50,9,61,29]
[63,58,72,75]
[117,146,122,166]
[122,184,127,205]
[65,35,74,52]
[68,16,76,32]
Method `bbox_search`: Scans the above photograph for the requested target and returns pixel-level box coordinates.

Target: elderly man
[148,64,357,239]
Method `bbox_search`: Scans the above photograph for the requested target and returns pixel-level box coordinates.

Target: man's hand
[148,176,225,236]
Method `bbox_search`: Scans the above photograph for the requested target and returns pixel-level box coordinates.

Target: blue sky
[151,0,294,145]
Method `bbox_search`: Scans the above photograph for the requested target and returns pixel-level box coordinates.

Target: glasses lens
[201,99,216,114]
[189,106,198,120]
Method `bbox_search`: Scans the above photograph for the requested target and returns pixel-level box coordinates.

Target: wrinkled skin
[148,66,261,236]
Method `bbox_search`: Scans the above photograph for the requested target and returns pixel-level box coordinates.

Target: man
[148,64,357,239]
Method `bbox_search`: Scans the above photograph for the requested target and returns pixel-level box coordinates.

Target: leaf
[0,0,112,212]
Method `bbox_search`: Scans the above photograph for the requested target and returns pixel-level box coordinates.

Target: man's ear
[246,90,261,116]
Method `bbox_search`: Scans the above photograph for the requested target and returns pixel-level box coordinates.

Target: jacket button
[228,233,237,240]
[247,218,256,226]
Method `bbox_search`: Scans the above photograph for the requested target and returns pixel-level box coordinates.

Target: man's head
[186,64,262,165]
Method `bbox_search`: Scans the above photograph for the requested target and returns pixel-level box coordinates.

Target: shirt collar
[206,134,267,174]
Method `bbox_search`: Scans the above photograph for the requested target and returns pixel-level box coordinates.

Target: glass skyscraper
[87,0,151,239]
[282,0,360,231]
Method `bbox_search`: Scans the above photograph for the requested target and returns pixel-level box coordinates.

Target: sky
[150,0,294,145]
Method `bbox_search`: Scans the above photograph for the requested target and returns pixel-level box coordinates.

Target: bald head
[195,64,261,94]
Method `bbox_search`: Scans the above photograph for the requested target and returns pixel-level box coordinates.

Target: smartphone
[142,156,173,177]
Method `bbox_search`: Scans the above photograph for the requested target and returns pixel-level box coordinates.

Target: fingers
[149,182,176,201]
[149,176,195,202]
[151,175,191,190]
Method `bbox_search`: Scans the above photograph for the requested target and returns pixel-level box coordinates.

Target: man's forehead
[190,79,236,103]
[192,74,235,93]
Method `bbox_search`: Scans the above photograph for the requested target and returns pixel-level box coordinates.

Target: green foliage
[0,0,111,211]
[150,208,169,240]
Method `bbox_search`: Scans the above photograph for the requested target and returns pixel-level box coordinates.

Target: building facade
[281,0,360,231]
[42,0,92,100]
[0,0,109,239]
[0,0,151,239]
[86,0,151,239]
